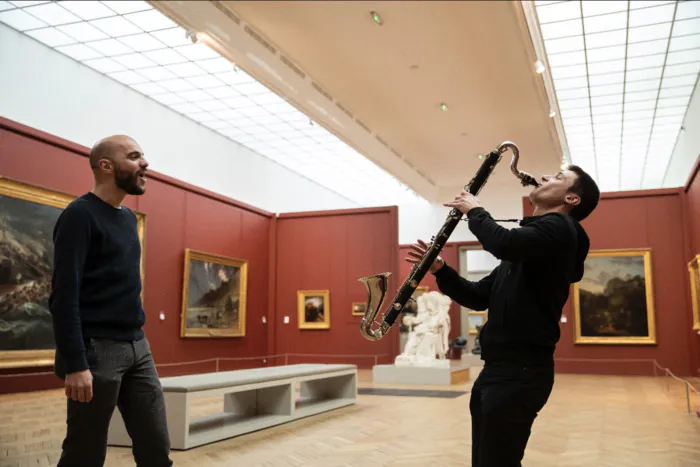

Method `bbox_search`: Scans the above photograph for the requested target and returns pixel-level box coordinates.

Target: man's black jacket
[433,207,590,365]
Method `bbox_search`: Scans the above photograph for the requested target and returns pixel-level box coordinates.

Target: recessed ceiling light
[185,29,197,43]
[370,10,383,25]
[535,60,545,74]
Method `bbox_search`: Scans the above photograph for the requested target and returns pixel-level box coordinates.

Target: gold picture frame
[351,302,366,316]
[413,285,429,297]
[688,254,700,331]
[298,290,330,329]
[573,248,656,345]
[180,249,247,338]
[0,176,146,369]
[468,311,487,335]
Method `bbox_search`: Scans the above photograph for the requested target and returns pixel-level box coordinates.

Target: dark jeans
[470,360,554,467]
[54,337,173,467]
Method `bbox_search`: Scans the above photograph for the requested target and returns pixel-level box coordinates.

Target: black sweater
[434,207,589,364]
[49,192,145,374]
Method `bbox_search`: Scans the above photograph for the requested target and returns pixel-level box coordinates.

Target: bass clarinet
[358,141,540,341]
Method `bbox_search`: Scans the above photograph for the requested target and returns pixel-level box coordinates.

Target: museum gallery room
[1,0,700,466]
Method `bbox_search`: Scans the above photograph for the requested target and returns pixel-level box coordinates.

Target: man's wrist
[466,206,485,218]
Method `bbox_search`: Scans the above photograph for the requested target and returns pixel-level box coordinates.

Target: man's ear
[565,192,581,207]
[98,158,114,174]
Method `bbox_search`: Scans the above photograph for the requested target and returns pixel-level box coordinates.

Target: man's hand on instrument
[443,191,482,215]
[405,239,445,273]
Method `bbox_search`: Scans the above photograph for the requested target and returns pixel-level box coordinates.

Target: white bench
[107,363,357,450]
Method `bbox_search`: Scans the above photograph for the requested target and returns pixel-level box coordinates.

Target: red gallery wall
[274,207,400,368]
[523,187,696,377]
[0,118,399,394]
[684,155,700,377]
[0,118,273,393]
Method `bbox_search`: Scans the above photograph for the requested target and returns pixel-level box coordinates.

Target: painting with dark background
[0,194,58,353]
[0,177,146,368]
[181,249,247,337]
[297,289,330,329]
[574,249,656,344]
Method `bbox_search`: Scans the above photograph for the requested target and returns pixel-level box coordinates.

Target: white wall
[0,24,355,213]
[665,79,700,188]
[0,23,529,245]
[396,181,530,245]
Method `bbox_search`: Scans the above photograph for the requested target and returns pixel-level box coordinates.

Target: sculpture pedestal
[372,362,470,386]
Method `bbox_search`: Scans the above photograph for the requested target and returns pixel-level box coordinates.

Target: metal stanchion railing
[552,357,700,417]
[650,360,700,416]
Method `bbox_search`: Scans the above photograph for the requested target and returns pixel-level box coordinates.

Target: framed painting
[468,311,487,335]
[0,176,146,369]
[689,255,700,331]
[180,249,247,338]
[351,302,366,317]
[298,290,330,329]
[573,248,656,345]
[413,285,429,297]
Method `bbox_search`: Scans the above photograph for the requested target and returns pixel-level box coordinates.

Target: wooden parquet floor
[1,367,699,467]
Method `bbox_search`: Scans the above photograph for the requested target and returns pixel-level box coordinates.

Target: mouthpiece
[501,141,539,188]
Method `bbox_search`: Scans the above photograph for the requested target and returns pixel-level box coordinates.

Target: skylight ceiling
[0,0,426,207]
[533,0,700,192]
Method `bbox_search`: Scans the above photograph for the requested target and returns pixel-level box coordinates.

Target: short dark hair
[567,165,600,221]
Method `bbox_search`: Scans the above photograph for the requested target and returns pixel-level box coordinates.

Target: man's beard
[115,167,145,195]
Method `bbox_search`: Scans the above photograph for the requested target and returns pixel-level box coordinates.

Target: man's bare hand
[443,191,482,215]
[405,239,444,273]
[65,369,93,403]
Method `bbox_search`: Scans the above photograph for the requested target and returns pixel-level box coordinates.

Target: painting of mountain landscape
[573,249,656,345]
[0,194,58,353]
[0,177,146,368]
[0,178,75,368]
[181,249,248,338]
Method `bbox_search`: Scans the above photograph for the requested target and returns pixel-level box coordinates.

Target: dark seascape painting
[303,295,325,323]
[181,250,247,337]
[297,290,330,329]
[574,251,656,344]
[0,194,59,353]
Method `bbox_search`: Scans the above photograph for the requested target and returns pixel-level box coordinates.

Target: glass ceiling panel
[534,0,700,191]
[0,1,426,207]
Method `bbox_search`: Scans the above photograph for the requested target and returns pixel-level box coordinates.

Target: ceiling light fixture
[440,103,448,111]
[535,60,545,74]
[370,10,383,25]
[185,29,198,43]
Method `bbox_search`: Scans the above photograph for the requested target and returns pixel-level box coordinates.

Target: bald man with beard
[49,135,173,466]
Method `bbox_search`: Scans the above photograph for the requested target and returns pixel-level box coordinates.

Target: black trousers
[470,360,554,467]
[54,337,173,467]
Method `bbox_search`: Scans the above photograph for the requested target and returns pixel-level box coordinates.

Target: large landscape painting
[573,249,656,345]
[181,249,247,338]
[0,177,146,368]
[689,254,700,331]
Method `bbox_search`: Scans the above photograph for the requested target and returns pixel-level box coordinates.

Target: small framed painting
[298,290,330,329]
[351,302,366,317]
[468,311,487,335]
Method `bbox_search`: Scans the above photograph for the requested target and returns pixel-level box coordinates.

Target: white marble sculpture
[395,291,452,368]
